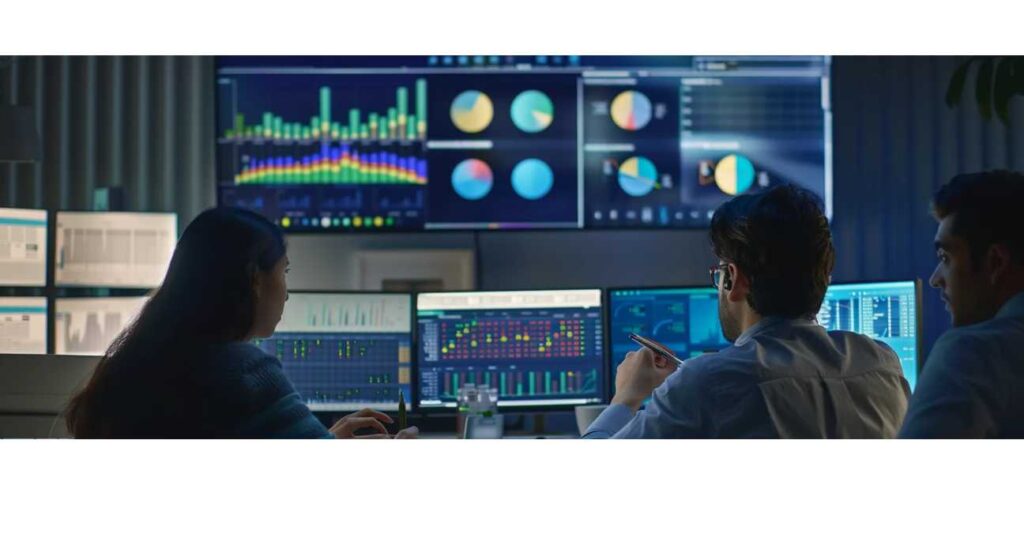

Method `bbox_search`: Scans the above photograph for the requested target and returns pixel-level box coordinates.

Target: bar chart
[223,82,427,143]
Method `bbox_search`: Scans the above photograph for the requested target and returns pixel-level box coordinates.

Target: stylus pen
[398,389,407,431]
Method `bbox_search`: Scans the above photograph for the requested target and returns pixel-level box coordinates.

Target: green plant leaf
[946,58,974,107]
[993,57,1014,123]
[976,58,995,120]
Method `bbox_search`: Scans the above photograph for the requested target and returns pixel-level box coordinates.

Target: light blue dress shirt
[584,317,910,439]
[900,292,1024,438]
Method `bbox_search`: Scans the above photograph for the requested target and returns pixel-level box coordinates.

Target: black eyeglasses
[709,262,730,289]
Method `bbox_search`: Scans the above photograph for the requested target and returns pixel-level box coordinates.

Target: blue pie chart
[511,159,554,200]
[451,159,493,201]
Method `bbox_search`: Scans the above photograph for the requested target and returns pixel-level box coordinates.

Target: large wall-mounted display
[216,56,831,232]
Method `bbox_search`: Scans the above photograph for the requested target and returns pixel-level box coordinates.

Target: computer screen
[55,212,177,288]
[254,292,413,411]
[54,297,149,356]
[818,280,920,390]
[609,280,921,391]
[608,287,729,373]
[416,289,606,409]
[216,56,831,231]
[0,208,47,286]
[0,297,48,354]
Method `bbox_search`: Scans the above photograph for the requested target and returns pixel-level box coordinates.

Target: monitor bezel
[52,210,179,289]
[413,287,607,412]
[212,55,833,234]
[824,278,924,379]
[605,278,925,394]
[0,207,49,287]
[605,284,719,401]
[273,289,416,414]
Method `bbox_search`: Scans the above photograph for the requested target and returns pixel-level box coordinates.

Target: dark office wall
[2,56,1022,358]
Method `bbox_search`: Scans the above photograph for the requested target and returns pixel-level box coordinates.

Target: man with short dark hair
[900,170,1024,438]
[584,184,909,438]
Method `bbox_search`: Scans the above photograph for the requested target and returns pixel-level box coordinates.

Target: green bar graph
[319,86,330,130]
[224,80,427,142]
[416,79,427,135]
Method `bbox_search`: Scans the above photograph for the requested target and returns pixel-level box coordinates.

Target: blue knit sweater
[191,342,333,438]
[94,342,333,438]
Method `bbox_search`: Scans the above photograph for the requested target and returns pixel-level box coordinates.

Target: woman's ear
[251,270,263,300]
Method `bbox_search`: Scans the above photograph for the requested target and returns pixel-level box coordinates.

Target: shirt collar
[734,316,817,346]
[995,291,1024,320]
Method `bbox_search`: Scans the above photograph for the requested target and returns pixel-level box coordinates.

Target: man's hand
[330,408,393,438]
[612,344,678,411]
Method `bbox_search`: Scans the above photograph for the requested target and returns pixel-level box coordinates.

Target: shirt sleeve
[582,363,707,439]
[899,332,1001,438]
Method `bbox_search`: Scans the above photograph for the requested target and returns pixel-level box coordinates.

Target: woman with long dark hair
[65,207,414,438]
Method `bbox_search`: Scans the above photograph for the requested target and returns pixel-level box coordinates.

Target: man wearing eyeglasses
[583,184,910,438]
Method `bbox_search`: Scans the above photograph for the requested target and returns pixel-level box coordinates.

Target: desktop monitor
[54,211,177,288]
[215,56,831,232]
[254,292,413,411]
[416,289,606,409]
[54,296,150,356]
[608,280,922,392]
[818,280,922,390]
[0,297,48,354]
[607,287,729,374]
[0,207,47,286]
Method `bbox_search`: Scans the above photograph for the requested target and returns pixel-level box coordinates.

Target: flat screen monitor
[607,287,729,374]
[0,208,47,286]
[215,56,831,231]
[254,292,413,412]
[609,280,922,391]
[54,296,149,356]
[54,211,177,288]
[818,280,921,390]
[416,289,606,409]
[0,297,48,354]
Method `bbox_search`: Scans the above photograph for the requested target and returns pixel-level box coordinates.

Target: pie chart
[610,90,653,131]
[510,90,554,133]
[617,156,658,197]
[714,154,755,195]
[511,159,554,200]
[450,90,494,133]
[451,159,493,200]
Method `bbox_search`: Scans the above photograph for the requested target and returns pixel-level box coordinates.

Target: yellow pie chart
[714,154,756,195]
[450,90,494,134]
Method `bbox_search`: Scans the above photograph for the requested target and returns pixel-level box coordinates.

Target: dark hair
[710,184,835,318]
[65,207,286,438]
[932,170,1024,268]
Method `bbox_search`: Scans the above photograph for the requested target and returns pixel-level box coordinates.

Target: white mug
[574,404,608,436]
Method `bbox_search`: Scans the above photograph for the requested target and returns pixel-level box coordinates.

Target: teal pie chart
[451,159,494,201]
[510,90,554,133]
[511,159,554,200]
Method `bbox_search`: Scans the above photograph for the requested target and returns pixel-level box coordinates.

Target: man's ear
[726,263,749,303]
